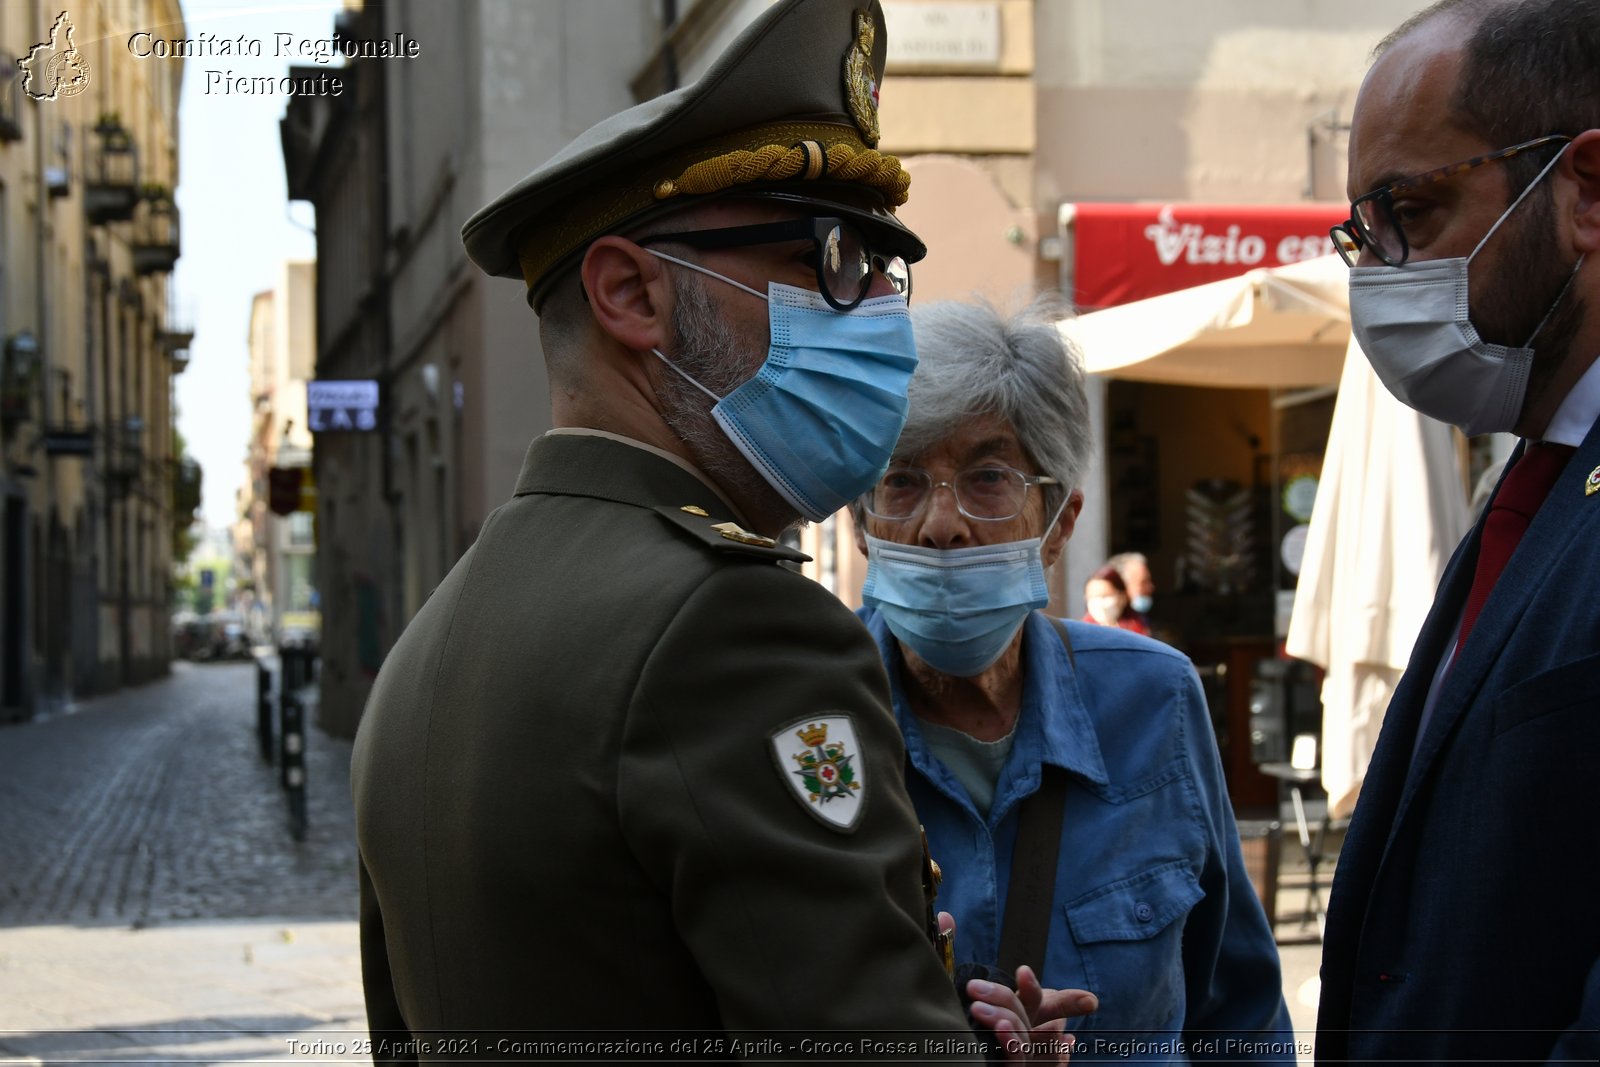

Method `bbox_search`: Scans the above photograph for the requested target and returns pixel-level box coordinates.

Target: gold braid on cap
[517,122,912,304]
[651,139,909,206]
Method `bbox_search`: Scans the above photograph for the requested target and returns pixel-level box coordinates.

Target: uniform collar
[514,431,739,520]
[542,428,750,522]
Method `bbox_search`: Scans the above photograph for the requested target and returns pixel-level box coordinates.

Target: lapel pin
[1587,467,1600,497]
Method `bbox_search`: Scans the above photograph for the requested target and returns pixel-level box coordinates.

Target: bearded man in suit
[1320,1,1600,1063]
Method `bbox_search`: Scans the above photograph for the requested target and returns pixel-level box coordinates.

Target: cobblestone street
[0,660,355,927]
[0,660,367,1063]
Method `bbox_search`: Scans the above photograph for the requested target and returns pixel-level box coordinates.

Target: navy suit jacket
[1317,421,1600,1066]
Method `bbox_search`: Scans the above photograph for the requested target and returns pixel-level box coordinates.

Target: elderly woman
[851,298,1292,1062]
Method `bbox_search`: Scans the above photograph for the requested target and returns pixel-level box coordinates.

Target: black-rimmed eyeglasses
[860,466,1058,522]
[1330,134,1572,267]
[636,217,912,311]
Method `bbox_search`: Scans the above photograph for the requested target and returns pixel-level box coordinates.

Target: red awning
[1065,202,1347,310]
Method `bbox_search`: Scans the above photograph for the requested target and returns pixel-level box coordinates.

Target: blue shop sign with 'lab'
[308,379,379,432]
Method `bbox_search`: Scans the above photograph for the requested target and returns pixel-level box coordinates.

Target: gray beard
[656,270,798,528]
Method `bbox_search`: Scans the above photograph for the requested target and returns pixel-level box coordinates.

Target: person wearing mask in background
[1107,551,1156,628]
[351,2,1078,1057]
[851,297,1293,1064]
[1081,564,1151,637]
[1321,0,1600,1061]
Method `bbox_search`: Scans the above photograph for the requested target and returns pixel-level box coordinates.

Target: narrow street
[0,660,367,1063]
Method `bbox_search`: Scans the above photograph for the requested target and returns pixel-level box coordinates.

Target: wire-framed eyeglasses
[636,216,912,311]
[1330,134,1572,267]
[860,466,1058,522]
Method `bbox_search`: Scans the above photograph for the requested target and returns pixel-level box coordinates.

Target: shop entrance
[1100,377,1335,810]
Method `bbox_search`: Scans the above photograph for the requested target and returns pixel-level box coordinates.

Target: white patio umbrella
[1058,254,1472,818]
[1285,336,1471,818]
[1057,254,1352,388]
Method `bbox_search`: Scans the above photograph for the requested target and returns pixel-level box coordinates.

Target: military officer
[351,1,1081,1060]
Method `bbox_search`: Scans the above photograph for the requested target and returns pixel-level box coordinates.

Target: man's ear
[1565,129,1600,254]
[1042,489,1083,569]
[581,236,672,353]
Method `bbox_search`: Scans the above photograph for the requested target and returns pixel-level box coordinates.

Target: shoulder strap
[998,769,1067,976]
[650,504,811,563]
[997,616,1073,976]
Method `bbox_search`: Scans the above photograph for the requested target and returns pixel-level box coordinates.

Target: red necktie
[1456,442,1575,648]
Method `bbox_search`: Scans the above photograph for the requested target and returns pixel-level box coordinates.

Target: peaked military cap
[461,0,926,309]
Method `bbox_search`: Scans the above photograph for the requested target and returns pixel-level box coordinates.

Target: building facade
[240,260,316,647]
[283,0,656,736]
[0,0,190,719]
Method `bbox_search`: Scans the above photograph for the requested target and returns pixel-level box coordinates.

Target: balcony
[173,456,202,524]
[131,187,180,275]
[104,416,145,499]
[0,332,39,429]
[0,62,22,143]
[161,300,195,373]
[84,116,139,225]
[45,162,70,198]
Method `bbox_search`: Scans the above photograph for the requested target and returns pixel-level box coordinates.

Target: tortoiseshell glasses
[1331,134,1572,267]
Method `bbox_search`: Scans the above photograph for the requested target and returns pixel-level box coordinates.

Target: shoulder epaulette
[653,504,812,563]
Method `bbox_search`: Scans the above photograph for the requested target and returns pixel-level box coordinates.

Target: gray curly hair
[889,294,1093,513]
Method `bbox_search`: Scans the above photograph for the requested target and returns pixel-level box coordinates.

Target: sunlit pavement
[1278,938,1323,1064]
[0,921,1323,1065]
[0,661,363,1064]
[1272,857,1333,1064]
[0,919,366,1064]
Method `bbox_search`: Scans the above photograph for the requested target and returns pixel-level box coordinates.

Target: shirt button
[1134,902,1154,923]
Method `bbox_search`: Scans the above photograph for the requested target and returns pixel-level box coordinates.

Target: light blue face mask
[861,502,1064,677]
[648,250,918,522]
[1130,594,1154,615]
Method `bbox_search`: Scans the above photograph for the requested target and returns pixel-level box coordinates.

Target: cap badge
[770,716,864,830]
[843,9,881,147]
[1587,466,1600,497]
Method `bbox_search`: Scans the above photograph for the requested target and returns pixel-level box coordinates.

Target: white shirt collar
[1540,353,1600,447]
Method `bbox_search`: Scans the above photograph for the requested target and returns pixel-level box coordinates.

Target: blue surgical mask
[1130,594,1153,615]
[861,515,1059,677]
[648,250,917,522]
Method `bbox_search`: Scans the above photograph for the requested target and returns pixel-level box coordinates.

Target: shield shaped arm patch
[769,714,866,832]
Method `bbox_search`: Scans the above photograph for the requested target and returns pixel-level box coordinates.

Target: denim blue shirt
[860,608,1295,1063]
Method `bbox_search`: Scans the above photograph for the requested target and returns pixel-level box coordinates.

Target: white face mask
[1347,147,1583,437]
[1086,595,1124,626]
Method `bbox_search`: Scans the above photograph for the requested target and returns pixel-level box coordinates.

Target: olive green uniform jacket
[352,433,974,1057]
